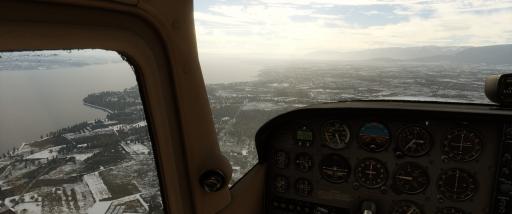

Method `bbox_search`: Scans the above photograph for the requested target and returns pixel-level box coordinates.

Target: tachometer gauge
[392,162,429,194]
[295,178,313,197]
[355,158,388,188]
[295,153,313,172]
[358,122,390,152]
[321,120,350,149]
[319,154,351,183]
[442,128,482,162]
[390,201,422,214]
[295,125,314,147]
[272,175,289,193]
[272,150,289,169]
[397,126,432,157]
[437,168,477,201]
[436,207,467,214]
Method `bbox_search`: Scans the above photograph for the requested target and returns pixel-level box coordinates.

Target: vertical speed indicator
[397,126,432,157]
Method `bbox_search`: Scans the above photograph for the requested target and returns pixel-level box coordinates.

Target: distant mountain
[0,50,123,71]
[306,46,469,61]
[413,44,512,65]
[307,44,512,65]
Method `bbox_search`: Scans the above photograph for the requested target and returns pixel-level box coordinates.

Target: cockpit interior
[0,0,511,214]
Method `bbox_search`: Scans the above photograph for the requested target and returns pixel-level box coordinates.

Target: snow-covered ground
[127,121,147,129]
[12,201,43,214]
[68,152,97,161]
[241,102,285,110]
[4,191,42,214]
[65,182,95,213]
[120,142,149,155]
[88,194,147,214]
[26,146,63,160]
[63,127,116,140]
[87,201,111,214]
[83,172,112,202]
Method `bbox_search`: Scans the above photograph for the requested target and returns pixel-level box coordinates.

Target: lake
[0,62,137,155]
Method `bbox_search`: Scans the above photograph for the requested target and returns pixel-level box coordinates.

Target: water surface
[0,62,136,154]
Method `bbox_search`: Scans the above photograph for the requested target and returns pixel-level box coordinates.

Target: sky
[194,0,512,57]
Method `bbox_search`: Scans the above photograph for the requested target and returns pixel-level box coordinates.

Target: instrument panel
[255,101,512,214]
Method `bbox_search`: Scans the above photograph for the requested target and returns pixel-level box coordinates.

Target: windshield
[194,0,512,183]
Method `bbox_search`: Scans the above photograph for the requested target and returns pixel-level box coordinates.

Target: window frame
[0,1,233,213]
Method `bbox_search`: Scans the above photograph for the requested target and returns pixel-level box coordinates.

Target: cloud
[363,10,383,15]
[194,0,512,57]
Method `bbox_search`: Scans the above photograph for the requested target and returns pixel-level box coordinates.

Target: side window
[0,50,164,214]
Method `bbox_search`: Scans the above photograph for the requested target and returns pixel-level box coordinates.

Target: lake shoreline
[83,102,114,114]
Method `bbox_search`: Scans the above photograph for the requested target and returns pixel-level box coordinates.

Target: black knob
[199,170,226,192]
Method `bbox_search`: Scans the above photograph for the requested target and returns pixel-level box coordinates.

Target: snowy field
[83,172,112,201]
[26,146,63,160]
[120,142,149,155]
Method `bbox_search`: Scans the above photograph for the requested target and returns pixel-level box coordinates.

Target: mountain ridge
[307,44,512,65]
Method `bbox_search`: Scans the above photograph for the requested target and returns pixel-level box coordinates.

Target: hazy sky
[194,0,512,57]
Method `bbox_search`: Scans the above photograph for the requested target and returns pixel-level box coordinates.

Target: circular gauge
[272,150,289,169]
[436,207,467,214]
[442,128,482,162]
[321,121,350,149]
[390,201,422,214]
[355,158,388,188]
[295,178,313,197]
[392,162,429,194]
[319,154,351,183]
[272,175,289,193]
[437,168,477,201]
[397,126,432,157]
[295,153,313,172]
[295,125,314,147]
[358,122,391,152]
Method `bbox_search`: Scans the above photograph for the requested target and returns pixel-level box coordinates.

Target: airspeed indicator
[321,120,350,150]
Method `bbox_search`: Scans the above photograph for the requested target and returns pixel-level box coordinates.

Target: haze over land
[200,44,512,83]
